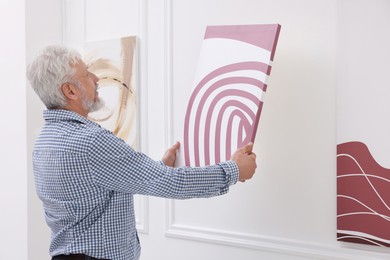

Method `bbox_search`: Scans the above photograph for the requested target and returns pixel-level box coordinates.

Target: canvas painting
[337,44,390,246]
[337,141,390,247]
[179,24,280,167]
[84,36,138,149]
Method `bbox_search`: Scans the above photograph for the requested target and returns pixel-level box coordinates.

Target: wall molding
[61,0,86,50]
[164,0,174,148]
[166,200,388,259]
[134,194,149,234]
[135,0,150,234]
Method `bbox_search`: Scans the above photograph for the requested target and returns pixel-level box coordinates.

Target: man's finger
[243,142,254,154]
[171,141,180,152]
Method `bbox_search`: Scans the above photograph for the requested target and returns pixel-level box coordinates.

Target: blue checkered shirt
[32,110,239,260]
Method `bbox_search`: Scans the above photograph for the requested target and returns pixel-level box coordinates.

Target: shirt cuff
[219,160,239,186]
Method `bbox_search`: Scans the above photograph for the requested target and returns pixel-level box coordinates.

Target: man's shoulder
[36,110,108,153]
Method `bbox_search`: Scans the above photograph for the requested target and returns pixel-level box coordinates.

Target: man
[27,45,257,260]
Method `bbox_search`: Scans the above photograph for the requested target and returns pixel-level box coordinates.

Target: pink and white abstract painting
[182,24,281,167]
[337,142,390,247]
[337,15,390,247]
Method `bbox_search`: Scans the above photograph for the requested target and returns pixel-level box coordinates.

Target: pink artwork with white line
[337,141,390,247]
[182,24,280,167]
[336,14,390,247]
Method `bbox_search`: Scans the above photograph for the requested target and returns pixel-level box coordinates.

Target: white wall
[0,1,27,259]
[337,0,390,165]
[26,1,64,259]
[25,0,390,259]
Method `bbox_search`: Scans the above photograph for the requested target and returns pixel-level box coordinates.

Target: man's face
[72,60,104,113]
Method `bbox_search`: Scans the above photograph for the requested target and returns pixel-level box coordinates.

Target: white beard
[90,97,106,112]
[84,97,106,114]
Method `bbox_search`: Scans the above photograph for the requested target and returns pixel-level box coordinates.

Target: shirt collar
[43,109,99,127]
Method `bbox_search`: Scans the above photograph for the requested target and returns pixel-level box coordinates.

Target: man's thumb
[243,142,254,154]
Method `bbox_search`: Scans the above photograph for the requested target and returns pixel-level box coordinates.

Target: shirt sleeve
[89,129,239,199]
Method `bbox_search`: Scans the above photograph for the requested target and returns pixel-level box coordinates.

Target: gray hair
[27,45,81,109]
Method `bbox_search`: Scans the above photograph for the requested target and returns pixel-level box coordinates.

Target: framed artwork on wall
[84,36,138,149]
[337,27,390,246]
[337,141,390,247]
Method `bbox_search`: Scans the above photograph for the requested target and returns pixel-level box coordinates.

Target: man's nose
[92,73,99,83]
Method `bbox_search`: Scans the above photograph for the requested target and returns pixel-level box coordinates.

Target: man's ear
[61,83,78,100]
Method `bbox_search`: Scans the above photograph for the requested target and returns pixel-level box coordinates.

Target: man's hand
[162,141,180,167]
[230,142,257,182]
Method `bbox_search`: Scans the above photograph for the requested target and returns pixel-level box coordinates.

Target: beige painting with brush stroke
[84,36,138,149]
